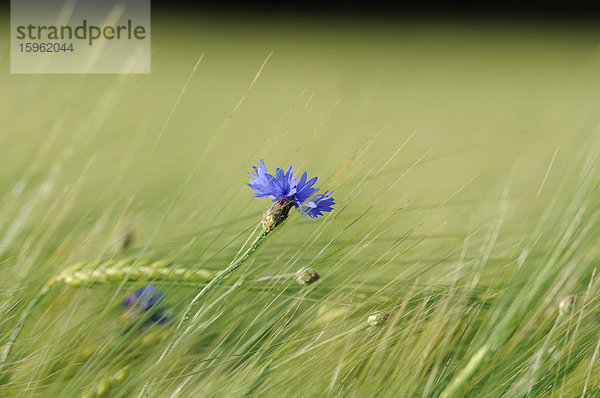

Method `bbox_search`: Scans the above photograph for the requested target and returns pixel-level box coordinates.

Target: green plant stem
[138,226,271,398]
[177,227,270,328]
[0,291,46,373]
[440,344,490,398]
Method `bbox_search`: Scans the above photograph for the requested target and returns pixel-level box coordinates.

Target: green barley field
[2,16,600,397]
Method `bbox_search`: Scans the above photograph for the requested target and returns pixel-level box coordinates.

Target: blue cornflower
[247,160,334,230]
[121,285,169,325]
[293,172,319,206]
[246,159,274,199]
[302,190,335,219]
[269,166,298,201]
[122,285,163,311]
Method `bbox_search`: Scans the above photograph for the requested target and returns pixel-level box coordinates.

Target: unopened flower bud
[368,311,390,327]
[559,295,576,315]
[296,268,320,285]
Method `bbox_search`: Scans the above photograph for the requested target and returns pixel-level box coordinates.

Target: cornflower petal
[246,159,277,198]
[303,190,335,219]
[292,171,318,206]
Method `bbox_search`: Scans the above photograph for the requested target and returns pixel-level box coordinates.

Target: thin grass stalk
[0,291,45,373]
[138,222,280,397]
[178,226,270,327]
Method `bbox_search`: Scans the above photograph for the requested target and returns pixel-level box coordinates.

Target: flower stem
[137,225,272,398]
[177,226,270,328]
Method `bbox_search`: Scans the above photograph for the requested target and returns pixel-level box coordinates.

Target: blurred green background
[3,16,600,397]
[3,18,600,270]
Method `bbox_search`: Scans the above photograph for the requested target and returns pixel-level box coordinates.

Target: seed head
[295,268,320,285]
[117,226,134,251]
[368,311,390,327]
[559,294,576,315]
[109,225,135,254]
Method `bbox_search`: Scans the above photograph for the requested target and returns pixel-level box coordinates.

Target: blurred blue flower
[122,285,163,311]
[121,285,169,325]
[246,160,334,220]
